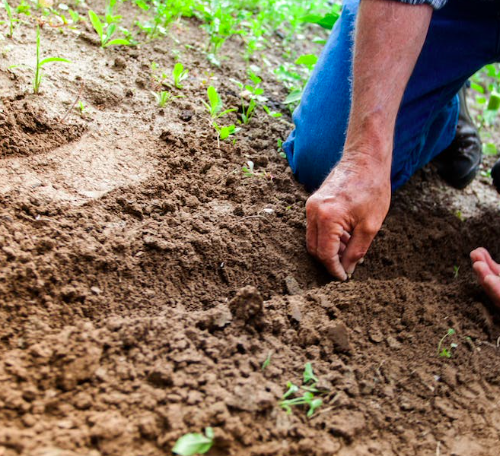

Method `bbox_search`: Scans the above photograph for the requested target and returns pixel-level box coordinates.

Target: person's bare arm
[306,0,433,280]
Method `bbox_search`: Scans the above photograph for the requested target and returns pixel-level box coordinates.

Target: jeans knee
[285,132,342,191]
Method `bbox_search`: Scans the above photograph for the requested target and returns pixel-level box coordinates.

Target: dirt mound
[0,5,500,456]
[0,97,85,158]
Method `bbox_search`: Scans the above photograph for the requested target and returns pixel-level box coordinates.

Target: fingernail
[358,258,364,264]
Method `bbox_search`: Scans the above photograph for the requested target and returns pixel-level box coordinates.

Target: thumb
[341,225,378,275]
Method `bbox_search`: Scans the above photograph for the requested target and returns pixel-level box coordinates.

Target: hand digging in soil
[471,247,500,308]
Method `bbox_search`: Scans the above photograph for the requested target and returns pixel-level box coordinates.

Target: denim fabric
[283,0,500,192]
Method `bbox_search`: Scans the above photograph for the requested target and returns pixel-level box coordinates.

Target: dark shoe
[491,159,500,192]
[434,85,482,189]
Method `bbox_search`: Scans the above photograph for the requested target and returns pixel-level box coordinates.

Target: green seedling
[76,100,87,117]
[202,86,236,119]
[242,160,256,178]
[172,427,214,456]
[280,391,323,417]
[172,62,189,89]
[241,160,272,179]
[455,210,464,221]
[198,5,243,65]
[279,363,325,418]
[438,328,457,358]
[105,0,122,24]
[3,0,14,37]
[483,142,498,156]
[10,26,70,94]
[277,138,286,158]
[88,10,129,47]
[16,0,30,15]
[453,265,460,279]
[262,351,273,370]
[151,90,182,107]
[213,121,238,142]
[231,72,281,123]
[303,362,318,384]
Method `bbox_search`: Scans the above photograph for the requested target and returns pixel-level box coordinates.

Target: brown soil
[1,2,500,456]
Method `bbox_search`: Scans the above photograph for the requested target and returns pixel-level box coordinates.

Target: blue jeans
[284,0,500,192]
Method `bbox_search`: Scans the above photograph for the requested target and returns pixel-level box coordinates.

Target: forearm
[342,0,432,169]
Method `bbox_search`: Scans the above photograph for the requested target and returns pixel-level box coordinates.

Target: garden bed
[1,1,500,455]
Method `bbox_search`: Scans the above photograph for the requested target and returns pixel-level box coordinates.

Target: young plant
[151,90,181,107]
[437,328,457,358]
[172,427,214,456]
[104,0,122,24]
[88,10,129,48]
[213,121,237,142]
[231,71,281,124]
[172,62,189,89]
[202,86,236,119]
[279,363,325,418]
[10,26,70,94]
[76,101,87,117]
[3,0,14,37]
[198,5,242,65]
[262,351,273,370]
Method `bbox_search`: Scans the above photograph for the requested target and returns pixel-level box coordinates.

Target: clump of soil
[0,3,500,456]
[0,97,85,158]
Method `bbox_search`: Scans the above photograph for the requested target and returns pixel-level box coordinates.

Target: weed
[172,62,189,89]
[88,10,129,48]
[202,86,236,119]
[437,328,457,358]
[172,427,214,456]
[10,26,70,94]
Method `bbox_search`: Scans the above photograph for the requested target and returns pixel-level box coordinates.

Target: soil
[1,2,500,456]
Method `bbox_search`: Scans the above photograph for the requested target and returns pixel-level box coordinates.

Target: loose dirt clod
[228,285,264,321]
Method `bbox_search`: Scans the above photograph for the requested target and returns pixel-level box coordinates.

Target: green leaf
[487,91,500,111]
[39,57,71,67]
[217,108,236,118]
[483,142,498,156]
[88,10,103,39]
[301,12,339,30]
[105,22,116,41]
[207,86,222,115]
[284,89,302,104]
[173,62,183,78]
[282,382,298,399]
[172,430,214,456]
[104,38,129,47]
[262,351,272,370]
[303,363,318,384]
[470,82,484,94]
[295,54,318,67]
[307,398,323,417]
